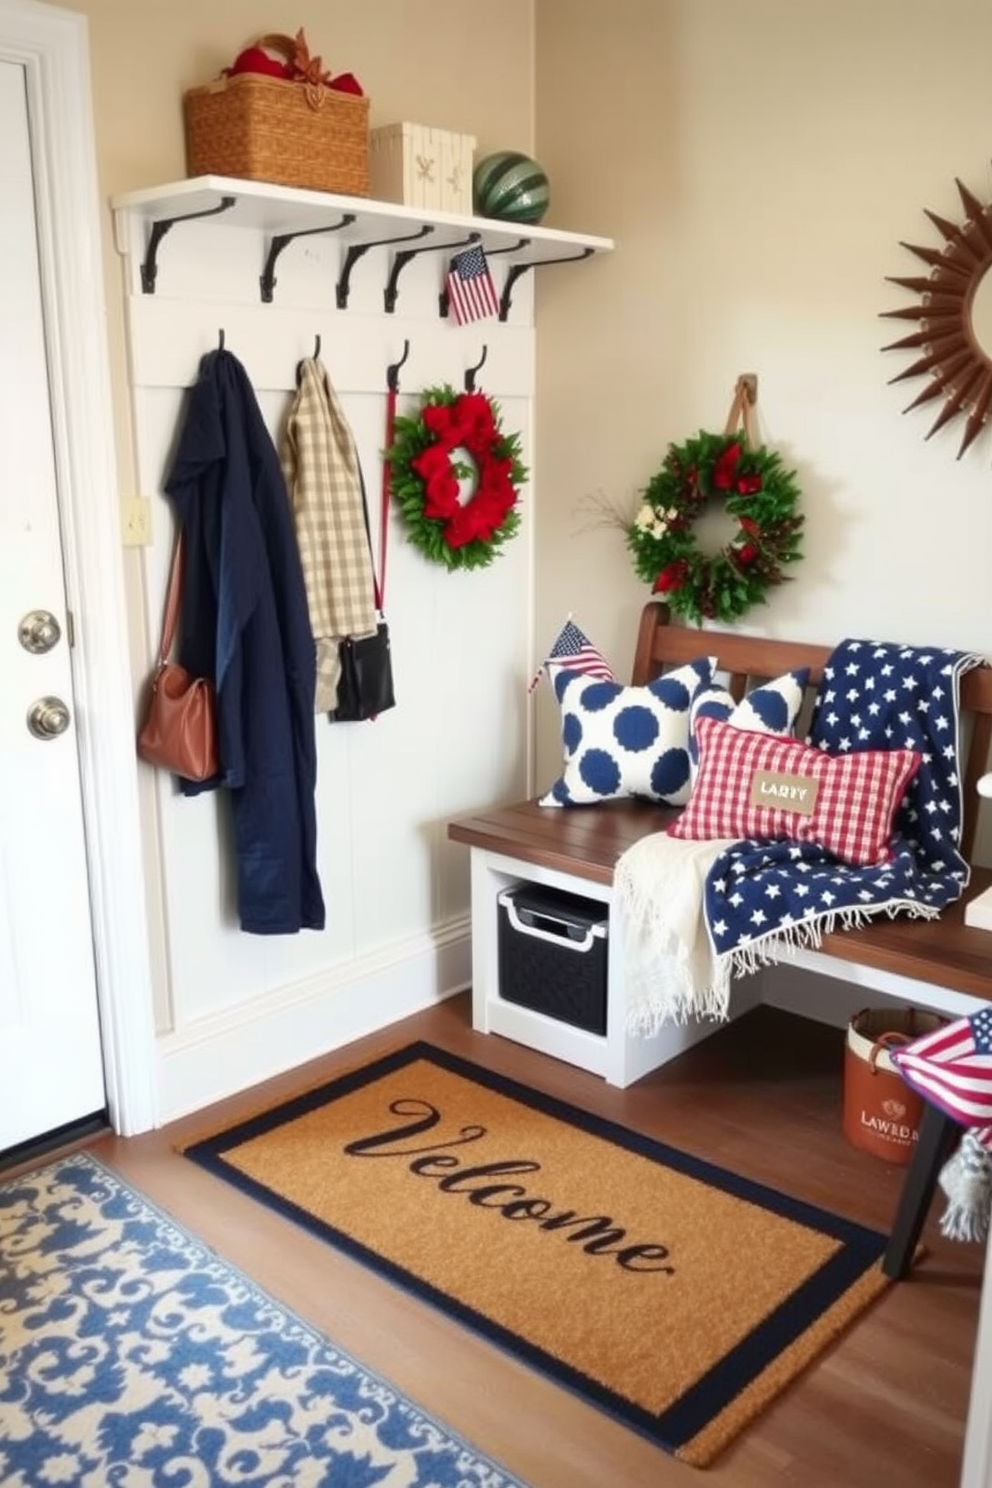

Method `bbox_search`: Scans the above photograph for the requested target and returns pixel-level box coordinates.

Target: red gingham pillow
[668,716,921,866]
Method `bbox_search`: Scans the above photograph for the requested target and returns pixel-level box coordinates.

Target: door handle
[27,695,71,739]
[18,609,62,654]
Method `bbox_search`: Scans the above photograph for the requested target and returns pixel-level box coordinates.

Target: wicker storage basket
[183,33,370,196]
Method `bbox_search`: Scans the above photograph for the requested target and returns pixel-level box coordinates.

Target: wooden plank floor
[64,998,982,1487]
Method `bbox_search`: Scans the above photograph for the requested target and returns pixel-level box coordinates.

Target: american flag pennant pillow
[446,244,499,326]
[890,1008,992,1129]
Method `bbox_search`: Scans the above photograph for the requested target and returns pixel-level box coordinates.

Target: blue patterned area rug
[0,1151,528,1487]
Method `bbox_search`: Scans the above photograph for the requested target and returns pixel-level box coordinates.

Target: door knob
[18,609,62,654]
[27,696,71,739]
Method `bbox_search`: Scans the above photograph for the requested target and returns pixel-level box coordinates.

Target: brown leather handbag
[137,527,219,782]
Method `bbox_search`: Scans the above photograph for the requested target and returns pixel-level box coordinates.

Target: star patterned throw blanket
[621,638,985,1032]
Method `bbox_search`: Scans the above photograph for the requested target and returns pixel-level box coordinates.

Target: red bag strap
[156,525,185,667]
[378,383,396,611]
[353,382,394,614]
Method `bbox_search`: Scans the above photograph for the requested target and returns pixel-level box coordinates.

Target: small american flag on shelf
[446,244,499,326]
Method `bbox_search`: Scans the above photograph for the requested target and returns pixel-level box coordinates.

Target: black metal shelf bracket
[140,196,237,294]
[259,214,356,303]
[336,225,434,310]
[385,231,479,314]
[498,246,595,322]
[438,236,529,318]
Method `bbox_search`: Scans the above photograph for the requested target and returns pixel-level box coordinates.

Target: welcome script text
[343,1096,675,1274]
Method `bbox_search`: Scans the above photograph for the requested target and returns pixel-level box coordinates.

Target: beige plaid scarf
[281,359,377,712]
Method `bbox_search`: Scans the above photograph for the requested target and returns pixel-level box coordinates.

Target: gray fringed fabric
[938,1131,992,1243]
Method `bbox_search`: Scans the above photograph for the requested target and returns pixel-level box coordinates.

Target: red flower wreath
[386,386,528,571]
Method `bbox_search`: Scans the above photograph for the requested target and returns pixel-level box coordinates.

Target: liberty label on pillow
[749,769,819,815]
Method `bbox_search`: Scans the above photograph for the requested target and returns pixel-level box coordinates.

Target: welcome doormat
[0,1152,529,1488]
[182,1041,894,1467]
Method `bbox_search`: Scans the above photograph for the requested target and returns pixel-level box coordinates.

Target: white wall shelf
[111,174,614,317]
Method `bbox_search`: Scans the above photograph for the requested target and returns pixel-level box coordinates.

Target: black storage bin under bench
[496,884,608,1035]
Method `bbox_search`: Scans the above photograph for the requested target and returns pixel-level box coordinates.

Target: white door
[0,55,105,1152]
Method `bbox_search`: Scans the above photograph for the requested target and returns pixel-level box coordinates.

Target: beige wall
[69,1,534,199]
[535,0,992,784]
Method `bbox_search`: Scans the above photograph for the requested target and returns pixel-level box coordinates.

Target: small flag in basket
[446,244,499,326]
[527,617,615,694]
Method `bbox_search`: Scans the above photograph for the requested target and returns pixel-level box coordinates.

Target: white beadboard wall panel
[120,208,537,1117]
[125,294,535,399]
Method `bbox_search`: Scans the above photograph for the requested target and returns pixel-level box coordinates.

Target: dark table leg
[882,1102,960,1279]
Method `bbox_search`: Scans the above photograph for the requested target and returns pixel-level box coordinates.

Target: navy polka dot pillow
[688,669,810,786]
[540,656,717,808]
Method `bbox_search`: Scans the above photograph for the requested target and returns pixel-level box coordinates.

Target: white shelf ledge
[111,174,615,265]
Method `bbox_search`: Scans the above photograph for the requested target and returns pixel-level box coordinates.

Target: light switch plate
[121,496,152,547]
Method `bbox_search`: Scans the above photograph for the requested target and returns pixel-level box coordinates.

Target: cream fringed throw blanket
[616,833,736,1032]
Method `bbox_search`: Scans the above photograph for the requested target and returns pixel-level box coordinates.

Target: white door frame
[3,0,156,1136]
[962,1238,992,1488]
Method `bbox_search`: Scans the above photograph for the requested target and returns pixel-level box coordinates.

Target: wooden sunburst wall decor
[881,171,992,460]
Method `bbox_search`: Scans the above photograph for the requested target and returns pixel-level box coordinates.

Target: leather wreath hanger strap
[724,373,758,445]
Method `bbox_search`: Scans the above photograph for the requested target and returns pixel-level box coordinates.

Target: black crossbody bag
[331,452,396,722]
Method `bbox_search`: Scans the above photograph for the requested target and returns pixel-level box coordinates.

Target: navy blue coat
[166,349,325,935]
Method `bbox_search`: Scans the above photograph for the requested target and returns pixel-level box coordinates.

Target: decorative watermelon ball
[473,152,550,225]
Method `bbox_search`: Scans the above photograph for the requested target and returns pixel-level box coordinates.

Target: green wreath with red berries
[385,385,528,572]
[626,430,804,625]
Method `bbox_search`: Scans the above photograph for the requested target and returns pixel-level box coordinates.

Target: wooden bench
[448,600,992,1090]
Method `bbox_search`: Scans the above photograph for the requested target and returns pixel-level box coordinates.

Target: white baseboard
[155,920,471,1123]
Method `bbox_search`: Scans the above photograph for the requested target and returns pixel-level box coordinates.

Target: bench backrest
[631,600,992,862]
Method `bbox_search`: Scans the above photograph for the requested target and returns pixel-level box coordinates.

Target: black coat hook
[218,328,225,351]
[464,345,488,391]
[387,340,410,392]
[295,336,325,387]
